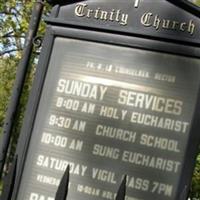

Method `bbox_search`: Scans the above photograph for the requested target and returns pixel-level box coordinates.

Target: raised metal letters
[141,12,196,35]
[75,3,129,26]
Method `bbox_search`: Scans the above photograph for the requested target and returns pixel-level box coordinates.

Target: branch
[0,6,21,15]
[11,7,22,16]
[0,48,23,56]
[1,31,14,38]
[2,35,26,39]
[0,11,13,15]
[10,8,23,29]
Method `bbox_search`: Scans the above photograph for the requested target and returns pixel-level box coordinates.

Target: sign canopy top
[46,0,200,45]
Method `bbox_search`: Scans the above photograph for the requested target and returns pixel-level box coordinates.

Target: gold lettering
[141,12,196,36]
[188,20,195,35]
[171,21,179,30]
[120,14,128,26]
[74,4,128,26]
[94,8,100,19]
[180,22,186,31]
[75,3,87,17]
[153,15,160,30]
[115,10,121,22]
[86,9,93,18]
[162,19,170,29]
[141,12,152,27]
[109,9,115,21]
[100,11,108,20]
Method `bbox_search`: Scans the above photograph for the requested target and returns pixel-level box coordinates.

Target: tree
[1,1,30,56]
[0,56,35,165]
[0,0,47,57]
[0,0,48,173]
[191,154,200,198]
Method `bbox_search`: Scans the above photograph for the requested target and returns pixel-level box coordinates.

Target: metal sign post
[0,0,44,179]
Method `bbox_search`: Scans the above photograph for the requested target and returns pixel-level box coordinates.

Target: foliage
[0,57,35,165]
[0,0,49,171]
[1,0,30,56]
[195,0,200,6]
[0,0,48,57]
[0,58,18,134]
[191,152,200,198]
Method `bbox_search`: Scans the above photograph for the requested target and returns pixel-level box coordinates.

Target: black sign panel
[15,37,200,200]
[49,0,200,45]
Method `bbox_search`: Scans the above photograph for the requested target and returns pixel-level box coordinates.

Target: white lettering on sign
[92,168,117,184]
[86,61,113,72]
[49,115,86,132]
[77,184,100,197]
[86,61,151,79]
[57,79,107,101]
[115,66,150,78]
[92,144,120,160]
[36,174,60,186]
[151,182,173,197]
[81,102,96,114]
[130,112,189,133]
[95,124,137,143]
[56,97,80,111]
[154,73,176,83]
[118,89,183,115]
[41,132,83,150]
[140,133,180,152]
[126,175,150,191]
[36,155,87,176]
[41,132,67,147]
[122,151,180,173]
[72,120,86,132]
[99,106,127,120]
[49,115,71,128]
[101,190,115,199]
[68,139,83,151]
[29,193,54,200]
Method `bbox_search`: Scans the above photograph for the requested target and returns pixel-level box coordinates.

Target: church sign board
[13,0,200,200]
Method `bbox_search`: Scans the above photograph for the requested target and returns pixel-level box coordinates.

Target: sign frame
[13,16,200,200]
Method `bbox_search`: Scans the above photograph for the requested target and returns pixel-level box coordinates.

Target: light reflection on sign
[16,38,200,200]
